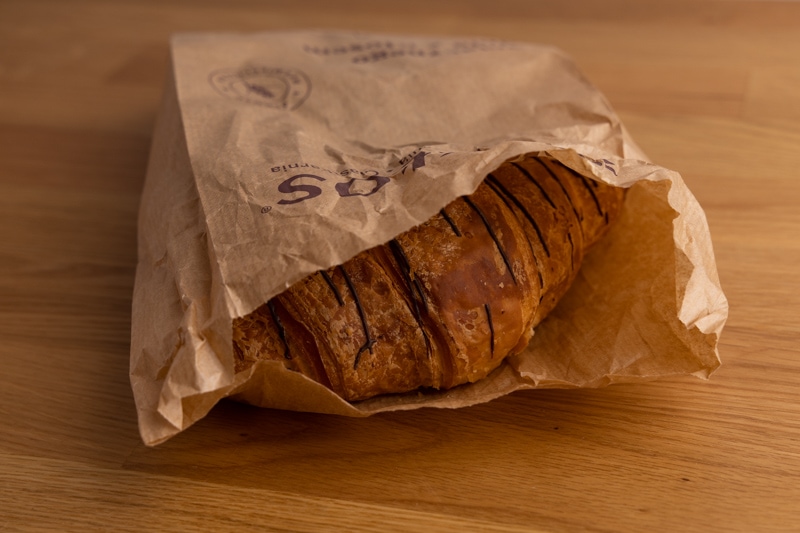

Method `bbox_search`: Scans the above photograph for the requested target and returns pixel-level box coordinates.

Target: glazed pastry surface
[233,155,626,401]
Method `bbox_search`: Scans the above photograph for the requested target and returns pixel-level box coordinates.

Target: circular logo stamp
[209,66,311,110]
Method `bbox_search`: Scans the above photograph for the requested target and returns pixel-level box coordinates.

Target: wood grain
[2,0,799,531]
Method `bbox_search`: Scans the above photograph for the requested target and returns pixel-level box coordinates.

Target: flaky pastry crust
[232,155,626,401]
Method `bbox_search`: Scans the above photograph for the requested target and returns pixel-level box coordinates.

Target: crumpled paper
[131,31,727,446]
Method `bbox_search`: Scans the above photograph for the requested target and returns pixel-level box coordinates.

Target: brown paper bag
[131,31,728,446]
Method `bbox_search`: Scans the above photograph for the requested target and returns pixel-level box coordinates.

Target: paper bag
[131,31,728,446]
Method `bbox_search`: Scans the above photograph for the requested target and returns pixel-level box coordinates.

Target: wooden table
[2,1,798,531]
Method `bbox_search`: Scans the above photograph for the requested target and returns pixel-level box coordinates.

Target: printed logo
[580,154,618,176]
[302,39,521,64]
[261,148,438,211]
[209,66,311,110]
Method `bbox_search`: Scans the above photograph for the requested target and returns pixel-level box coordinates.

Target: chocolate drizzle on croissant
[388,239,432,358]
[232,155,626,401]
[338,265,376,368]
[319,270,344,307]
[439,207,462,237]
[462,195,518,285]
[266,299,290,360]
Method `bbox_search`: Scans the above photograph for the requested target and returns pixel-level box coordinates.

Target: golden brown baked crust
[232,154,626,401]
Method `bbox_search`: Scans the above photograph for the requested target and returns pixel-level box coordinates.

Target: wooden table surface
[2,1,799,531]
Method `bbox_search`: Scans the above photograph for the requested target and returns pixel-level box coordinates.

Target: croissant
[232,154,625,401]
